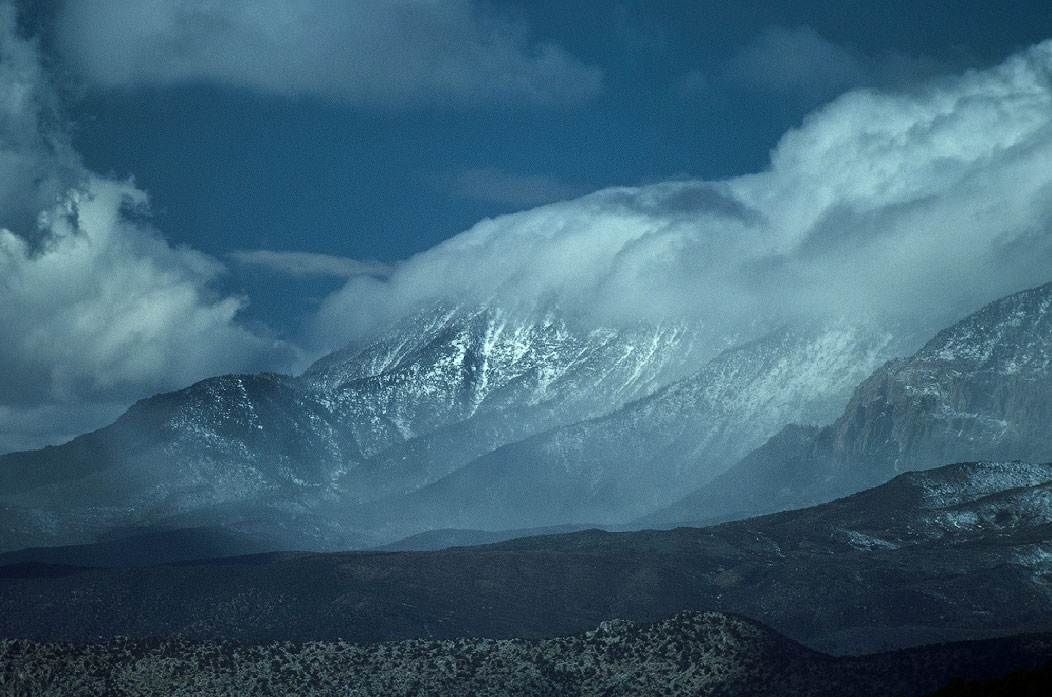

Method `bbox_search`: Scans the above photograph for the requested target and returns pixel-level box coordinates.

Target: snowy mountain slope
[0,371,358,551]
[310,306,704,501]
[357,320,900,534]
[0,305,703,552]
[649,280,1052,526]
[5,276,1049,556]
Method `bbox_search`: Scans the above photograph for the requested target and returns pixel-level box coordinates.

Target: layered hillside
[3,460,1050,655]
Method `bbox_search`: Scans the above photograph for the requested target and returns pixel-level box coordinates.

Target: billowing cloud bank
[0,6,295,452]
[55,0,602,107]
[314,40,1052,351]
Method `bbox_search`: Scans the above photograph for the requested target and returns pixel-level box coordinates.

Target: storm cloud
[314,39,1052,354]
[54,0,603,107]
[0,5,296,452]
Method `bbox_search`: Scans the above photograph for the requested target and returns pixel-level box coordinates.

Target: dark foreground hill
[1,460,1050,655]
[2,611,1050,697]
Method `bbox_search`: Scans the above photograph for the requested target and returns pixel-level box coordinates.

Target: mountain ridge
[0,307,705,552]
[3,280,1051,557]
[647,280,1052,527]
[350,320,898,537]
[0,305,903,554]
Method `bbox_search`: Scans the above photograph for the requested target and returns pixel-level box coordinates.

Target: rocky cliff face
[825,280,1052,473]
[650,281,1052,526]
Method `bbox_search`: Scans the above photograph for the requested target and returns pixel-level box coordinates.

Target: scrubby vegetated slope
[2,612,1049,697]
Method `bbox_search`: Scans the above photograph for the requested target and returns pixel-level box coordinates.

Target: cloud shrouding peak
[0,6,296,452]
[54,0,602,107]
[313,39,1052,353]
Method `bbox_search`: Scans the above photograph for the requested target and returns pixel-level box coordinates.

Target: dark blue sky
[53,1,1052,336]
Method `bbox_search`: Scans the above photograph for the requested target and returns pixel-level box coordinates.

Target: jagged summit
[912,279,1052,371]
[305,304,702,396]
[303,304,703,468]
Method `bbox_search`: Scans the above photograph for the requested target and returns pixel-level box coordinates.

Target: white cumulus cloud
[0,4,297,452]
[53,0,603,107]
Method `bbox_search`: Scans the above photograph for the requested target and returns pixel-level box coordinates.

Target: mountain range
[0,307,705,552]
[3,280,1052,555]
[2,279,1052,694]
